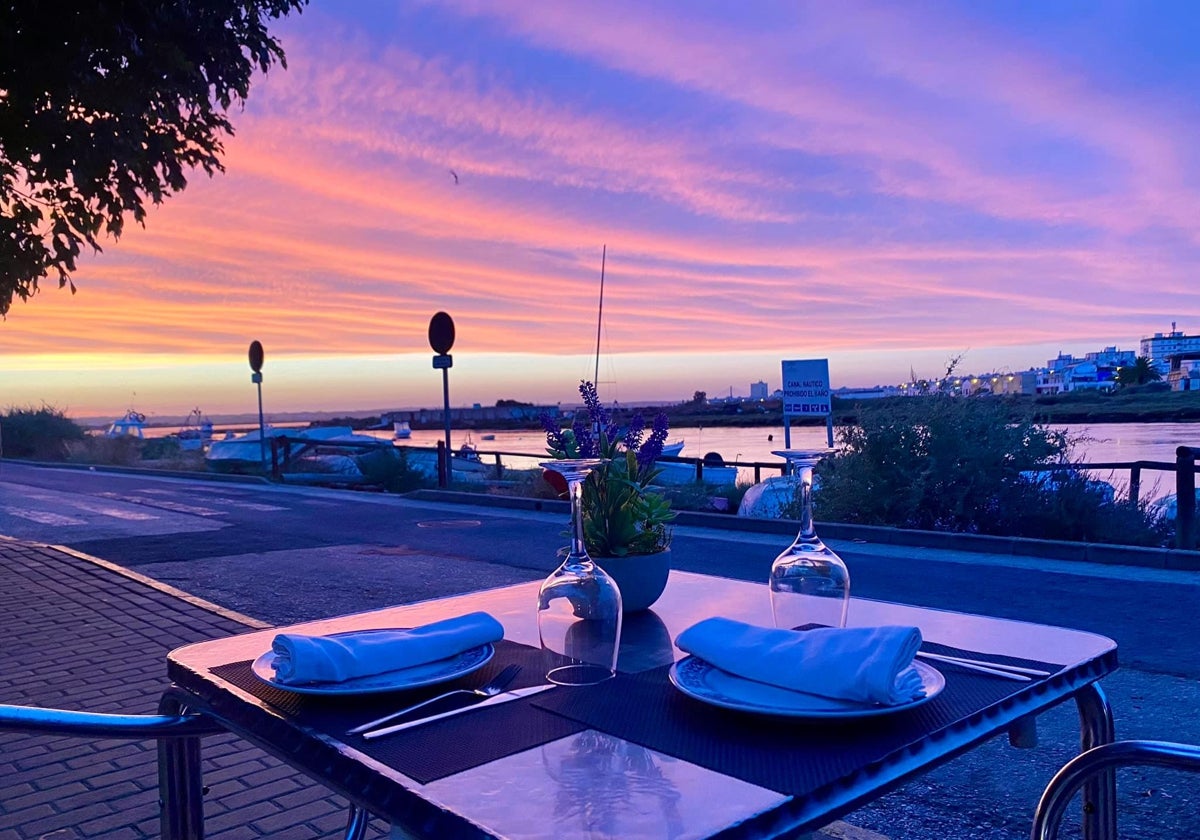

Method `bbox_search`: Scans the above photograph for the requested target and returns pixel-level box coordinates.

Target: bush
[813,396,1165,546]
[1,406,88,460]
[355,448,433,492]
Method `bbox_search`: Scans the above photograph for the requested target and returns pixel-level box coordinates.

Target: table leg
[158,692,207,840]
[1074,683,1116,840]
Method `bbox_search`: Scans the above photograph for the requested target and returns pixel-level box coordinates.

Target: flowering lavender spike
[623,414,645,451]
[638,412,670,469]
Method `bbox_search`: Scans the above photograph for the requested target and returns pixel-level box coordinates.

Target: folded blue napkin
[270,612,504,685]
[675,617,925,705]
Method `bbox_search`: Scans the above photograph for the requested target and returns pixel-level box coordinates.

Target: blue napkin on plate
[675,617,925,705]
[270,611,504,685]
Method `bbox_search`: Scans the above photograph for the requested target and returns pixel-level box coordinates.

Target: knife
[360,684,555,740]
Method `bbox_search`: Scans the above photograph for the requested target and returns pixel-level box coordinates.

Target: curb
[405,489,1200,571]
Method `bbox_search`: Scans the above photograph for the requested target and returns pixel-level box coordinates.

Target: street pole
[248,341,265,470]
[428,313,456,489]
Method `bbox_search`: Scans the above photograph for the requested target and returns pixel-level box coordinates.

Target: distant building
[1141,323,1200,384]
[749,381,768,400]
[1036,348,1129,394]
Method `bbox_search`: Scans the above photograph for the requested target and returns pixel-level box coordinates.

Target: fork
[347,664,522,735]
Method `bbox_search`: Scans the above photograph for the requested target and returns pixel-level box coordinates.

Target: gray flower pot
[595,548,671,612]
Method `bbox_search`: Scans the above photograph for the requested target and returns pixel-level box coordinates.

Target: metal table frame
[161,572,1119,840]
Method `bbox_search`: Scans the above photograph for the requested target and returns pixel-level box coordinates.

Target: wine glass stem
[567,474,590,568]
[797,465,816,539]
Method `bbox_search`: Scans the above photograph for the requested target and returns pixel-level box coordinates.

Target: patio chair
[1031,740,1200,839]
[0,702,372,840]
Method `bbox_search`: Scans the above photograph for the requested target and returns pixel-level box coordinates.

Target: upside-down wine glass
[537,459,622,685]
[768,449,850,630]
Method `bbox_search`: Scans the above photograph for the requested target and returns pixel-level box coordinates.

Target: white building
[749,381,768,400]
[1141,323,1200,379]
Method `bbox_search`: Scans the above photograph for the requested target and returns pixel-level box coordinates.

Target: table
[162,572,1118,840]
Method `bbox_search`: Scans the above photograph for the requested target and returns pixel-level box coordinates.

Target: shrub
[355,448,433,493]
[1,406,88,460]
[813,396,1164,546]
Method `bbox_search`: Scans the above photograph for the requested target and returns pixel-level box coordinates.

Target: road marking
[97,493,223,516]
[180,495,287,512]
[1,507,87,526]
[66,500,160,521]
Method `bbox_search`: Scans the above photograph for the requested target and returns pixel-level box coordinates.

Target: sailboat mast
[593,244,606,388]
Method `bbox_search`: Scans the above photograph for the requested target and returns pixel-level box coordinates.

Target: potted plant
[541,382,675,611]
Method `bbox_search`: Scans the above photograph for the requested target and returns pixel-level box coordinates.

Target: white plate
[669,656,945,719]
[251,631,495,696]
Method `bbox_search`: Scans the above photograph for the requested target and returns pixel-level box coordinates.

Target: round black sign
[428,312,455,354]
[248,340,264,373]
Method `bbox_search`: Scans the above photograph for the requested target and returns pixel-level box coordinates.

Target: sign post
[781,358,833,450]
[248,341,266,469]
[428,312,456,488]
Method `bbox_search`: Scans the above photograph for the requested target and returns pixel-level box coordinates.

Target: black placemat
[211,640,585,784]
[533,643,1067,797]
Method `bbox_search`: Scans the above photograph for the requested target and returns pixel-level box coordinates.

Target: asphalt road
[2,461,1198,839]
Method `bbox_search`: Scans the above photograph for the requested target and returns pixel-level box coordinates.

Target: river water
[382,421,1200,499]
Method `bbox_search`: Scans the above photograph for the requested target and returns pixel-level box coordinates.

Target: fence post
[1129,465,1141,505]
[436,440,448,488]
[494,453,504,479]
[696,459,704,483]
[270,437,279,480]
[1177,446,1196,551]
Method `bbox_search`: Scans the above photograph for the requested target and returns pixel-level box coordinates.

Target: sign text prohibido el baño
[781,359,831,417]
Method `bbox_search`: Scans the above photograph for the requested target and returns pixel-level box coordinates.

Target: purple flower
[637,412,669,469]
[623,414,645,451]
[571,415,598,458]
[540,412,569,453]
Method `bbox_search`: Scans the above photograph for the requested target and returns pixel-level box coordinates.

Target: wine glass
[537,459,622,685]
[768,449,849,630]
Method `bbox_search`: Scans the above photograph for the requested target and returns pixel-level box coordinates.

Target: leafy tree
[690,390,707,405]
[0,0,306,315]
[1116,356,1163,387]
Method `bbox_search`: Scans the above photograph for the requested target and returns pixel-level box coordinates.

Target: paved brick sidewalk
[0,538,387,839]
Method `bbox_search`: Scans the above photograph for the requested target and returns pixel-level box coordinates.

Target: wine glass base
[546,663,615,686]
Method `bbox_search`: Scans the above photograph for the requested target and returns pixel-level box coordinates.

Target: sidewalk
[0,537,386,839]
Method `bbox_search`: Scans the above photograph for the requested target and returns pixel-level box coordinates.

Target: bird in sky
[449,170,459,185]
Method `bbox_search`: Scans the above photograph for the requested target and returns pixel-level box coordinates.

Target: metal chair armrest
[0,703,222,739]
[1032,740,1200,840]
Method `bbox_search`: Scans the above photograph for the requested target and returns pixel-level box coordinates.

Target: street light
[428,312,455,487]
[248,341,266,468]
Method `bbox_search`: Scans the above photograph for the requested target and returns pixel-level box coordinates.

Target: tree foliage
[1116,356,1163,387]
[0,0,306,315]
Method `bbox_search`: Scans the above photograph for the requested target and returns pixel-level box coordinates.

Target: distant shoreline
[75,388,1200,431]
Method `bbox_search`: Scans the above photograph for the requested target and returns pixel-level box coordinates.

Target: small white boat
[393,421,412,440]
[105,410,146,439]
[654,451,738,486]
[660,441,685,458]
[175,408,213,451]
[206,426,392,474]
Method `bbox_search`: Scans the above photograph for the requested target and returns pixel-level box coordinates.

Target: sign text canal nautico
[781,358,833,448]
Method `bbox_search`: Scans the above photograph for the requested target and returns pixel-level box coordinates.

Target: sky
[3,1,1199,421]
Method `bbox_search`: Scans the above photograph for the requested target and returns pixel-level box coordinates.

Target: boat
[175,408,213,451]
[480,434,496,441]
[653,451,738,486]
[105,410,146,439]
[453,438,488,472]
[660,441,684,458]
[393,421,412,440]
[206,426,393,474]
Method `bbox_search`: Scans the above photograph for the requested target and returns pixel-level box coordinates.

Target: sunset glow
[3,2,1198,420]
